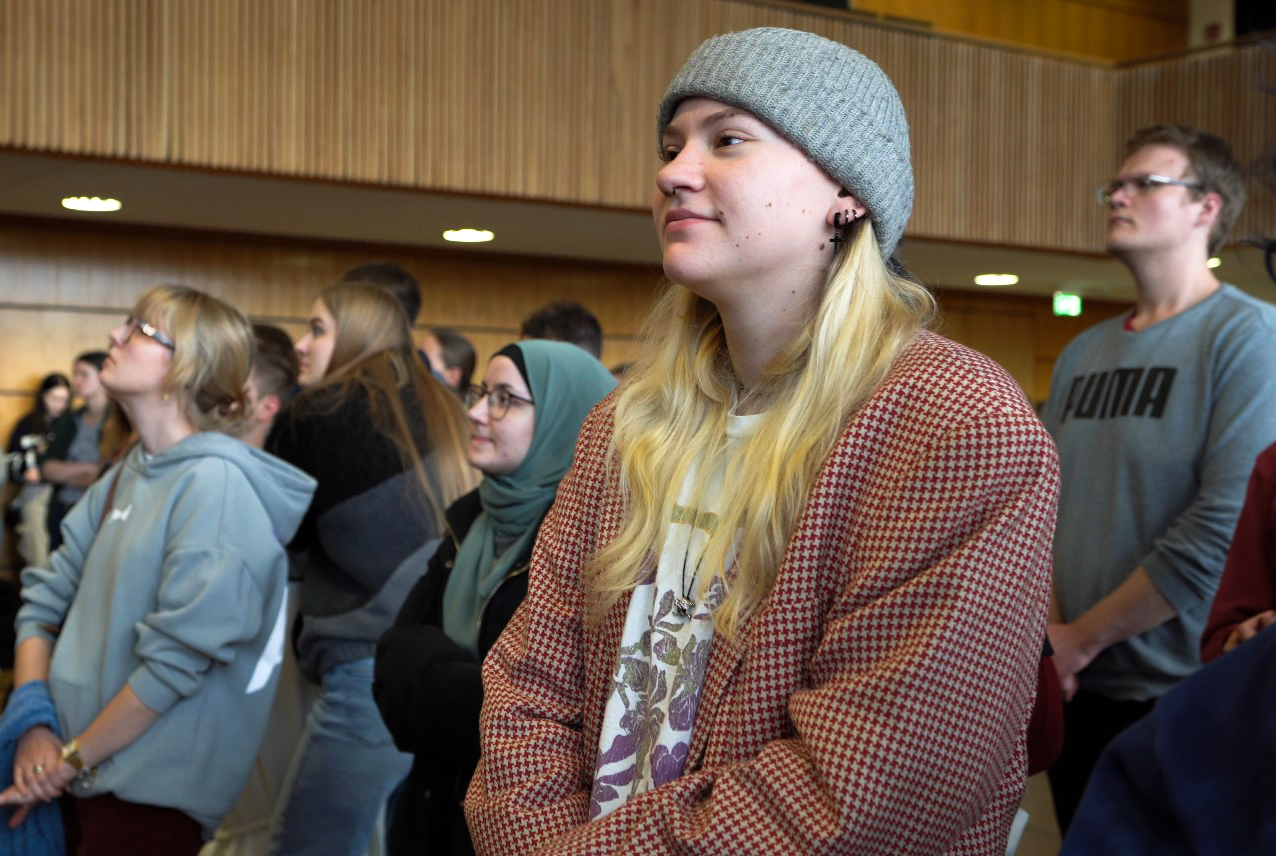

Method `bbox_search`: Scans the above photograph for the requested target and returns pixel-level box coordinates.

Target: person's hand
[7,727,75,807]
[21,467,39,484]
[1222,610,1276,654]
[0,784,36,828]
[0,759,74,829]
[1047,622,1095,702]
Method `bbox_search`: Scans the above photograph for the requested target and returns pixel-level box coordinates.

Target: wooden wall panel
[0,0,1155,255]
[0,308,124,390]
[853,0,1187,62]
[905,39,1113,252]
[938,303,1038,401]
[0,399,30,448]
[4,0,1264,255]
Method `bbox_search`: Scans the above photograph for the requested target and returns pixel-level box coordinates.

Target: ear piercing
[830,209,860,251]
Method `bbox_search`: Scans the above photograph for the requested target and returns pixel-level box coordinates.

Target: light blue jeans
[270,657,412,855]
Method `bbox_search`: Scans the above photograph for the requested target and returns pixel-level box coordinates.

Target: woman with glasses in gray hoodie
[0,285,316,855]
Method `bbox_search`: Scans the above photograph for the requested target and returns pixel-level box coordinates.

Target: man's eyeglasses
[1096,174,1203,205]
[464,384,534,420]
[124,315,176,351]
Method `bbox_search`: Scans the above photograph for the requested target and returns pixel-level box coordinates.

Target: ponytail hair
[132,284,253,435]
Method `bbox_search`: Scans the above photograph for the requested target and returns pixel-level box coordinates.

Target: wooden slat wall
[0,0,1125,254]
[4,0,1265,253]
[853,0,1188,62]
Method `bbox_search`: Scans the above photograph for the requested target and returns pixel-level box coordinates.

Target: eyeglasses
[1096,174,1203,205]
[123,315,176,350]
[464,384,534,420]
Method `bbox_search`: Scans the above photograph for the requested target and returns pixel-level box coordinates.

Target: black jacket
[373,488,537,856]
[270,378,444,680]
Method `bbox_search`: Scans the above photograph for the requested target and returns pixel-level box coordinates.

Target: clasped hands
[1045,621,1096,702]
[0,725,78,828]
[1223,609,1276,654]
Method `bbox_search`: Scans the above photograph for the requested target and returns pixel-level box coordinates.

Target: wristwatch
[60,737,97,787]
[61,738,86,772]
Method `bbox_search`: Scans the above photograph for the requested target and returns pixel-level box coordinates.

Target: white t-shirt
[589,412,760,819]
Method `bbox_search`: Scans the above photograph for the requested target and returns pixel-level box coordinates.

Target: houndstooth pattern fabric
[465,331,1059,855]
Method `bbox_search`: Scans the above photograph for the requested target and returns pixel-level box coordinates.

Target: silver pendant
[673,596,695,618]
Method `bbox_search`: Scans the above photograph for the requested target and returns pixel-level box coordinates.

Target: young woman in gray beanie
[466,27,1057,855]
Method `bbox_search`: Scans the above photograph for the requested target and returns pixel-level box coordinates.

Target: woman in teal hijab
[374,339,616,856]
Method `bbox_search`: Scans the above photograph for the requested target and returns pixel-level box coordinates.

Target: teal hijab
[442,339,617,656]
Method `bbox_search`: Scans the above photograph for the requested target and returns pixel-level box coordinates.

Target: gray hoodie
[17,432,316,835]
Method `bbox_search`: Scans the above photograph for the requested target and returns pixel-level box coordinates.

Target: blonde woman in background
[268,282,476,856]
[465,28,1058,855]
[1,285,315,855]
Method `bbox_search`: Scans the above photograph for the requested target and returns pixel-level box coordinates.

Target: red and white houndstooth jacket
[465,331,1059,855]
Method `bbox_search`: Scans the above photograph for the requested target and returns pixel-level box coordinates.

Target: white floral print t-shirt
[589,412,759,819]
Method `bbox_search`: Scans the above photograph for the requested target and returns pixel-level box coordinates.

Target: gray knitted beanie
[657,27,913,256]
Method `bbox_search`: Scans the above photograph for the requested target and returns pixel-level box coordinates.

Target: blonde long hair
[588,223,936,639]
[296,282,477,530]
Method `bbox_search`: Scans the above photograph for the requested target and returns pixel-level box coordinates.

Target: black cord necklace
[674,543,704,619]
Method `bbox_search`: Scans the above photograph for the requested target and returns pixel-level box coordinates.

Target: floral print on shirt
[590,414,757,820]
[589,580,722,819]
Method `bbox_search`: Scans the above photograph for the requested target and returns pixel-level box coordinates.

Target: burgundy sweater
[1201,441,1276,663]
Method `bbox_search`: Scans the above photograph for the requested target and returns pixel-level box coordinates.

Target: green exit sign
[1053,292,1082,317]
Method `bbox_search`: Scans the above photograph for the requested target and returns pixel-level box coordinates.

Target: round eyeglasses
[464,384,534,420]
[1096,173,1203,206]
[123,315,176,350]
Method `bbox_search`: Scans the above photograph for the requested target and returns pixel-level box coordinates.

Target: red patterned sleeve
[463,402,613,854]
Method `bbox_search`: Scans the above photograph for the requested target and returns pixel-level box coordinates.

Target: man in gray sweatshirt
[1042,125,1276,832]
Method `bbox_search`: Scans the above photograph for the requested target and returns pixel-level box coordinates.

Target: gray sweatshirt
[17,433,316,834]
[1044,284,1276,700]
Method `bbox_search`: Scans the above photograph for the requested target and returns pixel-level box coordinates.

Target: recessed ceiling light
[974,273,1019,286]
[443,228,494,243]
[1207,257,1221,269]
[61,196,122,212]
